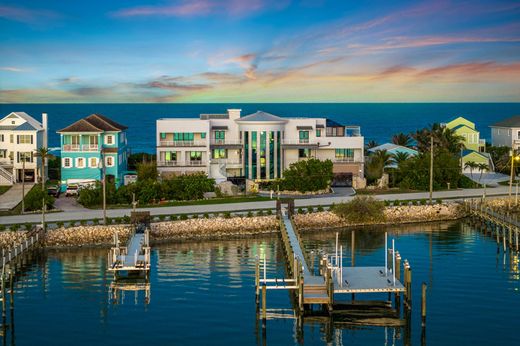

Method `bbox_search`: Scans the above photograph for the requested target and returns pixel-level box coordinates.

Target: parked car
[65,184,79,197]
[47,185,61,198]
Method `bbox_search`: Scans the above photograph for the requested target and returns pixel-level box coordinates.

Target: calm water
[1,103,520,153]
[5,221,520,345]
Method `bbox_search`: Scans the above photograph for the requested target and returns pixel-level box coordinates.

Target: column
[248,131,253,180]
[274,132,278,179]
[266,132,271,180]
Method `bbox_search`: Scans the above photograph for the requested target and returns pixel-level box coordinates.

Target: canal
[4,221,520,345]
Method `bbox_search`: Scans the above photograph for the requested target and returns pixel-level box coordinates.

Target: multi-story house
[57,114,128,188]
[156,109,365,188]
[0,112,48,185]
[444,116,491,173]
[490,115,520,150]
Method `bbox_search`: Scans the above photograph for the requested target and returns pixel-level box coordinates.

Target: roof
[445,116,475,130]
[14,122,39,131]
[451,123,478,133]
[326,118,343,127]
[491,115,520,128]
[368,143,418,155]
[236,111,287,123]
[58,113,127,133]
[462,149,489,159]
[0,112,43,131]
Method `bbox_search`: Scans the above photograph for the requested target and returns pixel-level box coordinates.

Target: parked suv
[47,185,61,198]
[65,184,79,197]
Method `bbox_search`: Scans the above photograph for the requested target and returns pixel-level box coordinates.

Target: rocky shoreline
[1,203,465,250]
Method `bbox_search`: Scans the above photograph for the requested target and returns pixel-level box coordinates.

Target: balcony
[210,139,242,147]
[158,140,207,147]
[281,139,319,147]
[157,160,207,167]
[62,144,100,152]
[333,157,361,163]
[210,158,243,167]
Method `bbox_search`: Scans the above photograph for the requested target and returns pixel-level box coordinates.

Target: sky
[0,0,519,103]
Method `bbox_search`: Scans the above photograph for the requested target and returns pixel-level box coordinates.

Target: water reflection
[2,222,520,345]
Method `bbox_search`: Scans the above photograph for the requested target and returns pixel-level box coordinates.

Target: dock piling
[421,282,427,328]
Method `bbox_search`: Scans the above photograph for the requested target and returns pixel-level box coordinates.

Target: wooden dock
[107,224,151,279]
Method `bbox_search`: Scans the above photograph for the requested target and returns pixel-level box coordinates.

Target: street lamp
[98,154,107,225]
[508,150,520,208]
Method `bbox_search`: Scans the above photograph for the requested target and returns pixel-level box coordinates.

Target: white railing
[63,144,80,151]
[0,165,13,184]
[333,157,357,163]
[210,159,243,165]
[157,161,207,167]
[62,144,99,152]
[210,139,242,145]
[281,139,318,145]
[159,140,207,147]
[82,144,99,151]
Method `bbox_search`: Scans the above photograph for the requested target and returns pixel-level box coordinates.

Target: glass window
[190,151,202,161]
[298,149,311,158]
[106,156,114,167]
[316,129,321,137]
[89,157,98,168]
[335,149,354,160]
[213,149,226,159]
[17,135,32,144]
[201,132,206,139]
[63,157,72,168]
[106,135,114,145]
[165,151,177,161]
[299,131,309,143]
[76,157,85,168]
[160,133,166,139]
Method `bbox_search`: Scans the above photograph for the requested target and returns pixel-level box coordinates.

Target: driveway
[54,196,90,212]
[0,183,34,211]
[464,172,510,187]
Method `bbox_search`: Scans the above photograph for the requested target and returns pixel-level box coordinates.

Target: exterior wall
[453,126,480,152]
[491,126,520,149]
[462,152,489,173]
[0,129,42,182]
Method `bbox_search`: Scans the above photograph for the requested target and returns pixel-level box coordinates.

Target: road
[0,185,511,225]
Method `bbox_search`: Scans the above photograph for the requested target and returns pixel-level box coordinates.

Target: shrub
[203,213,209,219]
[23,186,54,211]
[10,224,20,231]
[223,211,231,219]
[266,209,273,215]
[170,215,178,221]
[114,217,122,224]
[307,206,314,213]
[317,205,324,212]
[416,200,422,206]
[80,220,87,226]
[24,223,33,231]
[298,207,305,214]
[333,196,385,223]
[436,198,443,205]
[57,221,64,228]
[213,213,220,218]
[0,225,5,231]
[421,199,427,205]
[92,218,100,225]
[159,215,166,221]
[180,214,188,220]
[330,203,336,211]
[247,211,253,218]
[123,215,130,224]
[281,158,333,192]
[384,200,391,206]
[106,217,113,225]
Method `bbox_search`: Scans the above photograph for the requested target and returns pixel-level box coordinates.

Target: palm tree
[392,152,410,168]
[476,162,488,186]
[35,147,51,189]
[392,133,412,147]
[366,140,379,149]
[412,123,465,154]
[464,161,478,180]
[373,149,393,169]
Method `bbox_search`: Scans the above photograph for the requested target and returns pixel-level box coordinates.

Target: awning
[316,124,325,128]
[212,126,229,130]
[296,126,313,130]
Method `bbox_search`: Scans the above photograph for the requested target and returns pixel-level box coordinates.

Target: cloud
[0,5,59,24]
[0,66,28,72]
[112,0,290,18]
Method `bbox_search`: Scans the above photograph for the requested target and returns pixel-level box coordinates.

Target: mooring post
[255,256,260,305]
[1,272,5,320]
[516,229,519,252]
[421,282,427,328]
[9,270,13,312]
[351,230,355,267]
[298,275,304,311]
[503,228,507,252]
[262,284,267,322]
[385,232,388,275]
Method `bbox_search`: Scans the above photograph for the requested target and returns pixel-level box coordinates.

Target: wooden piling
[9,271,13,312]
[1,271,5,320]
[421,282,427,328]
[255,257,260,305]
[262,285,266,321]
[351,230,355,267]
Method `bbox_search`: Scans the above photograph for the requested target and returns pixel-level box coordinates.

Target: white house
[0,112,48,185]
[156,109,365,188]
[490,115,520,149]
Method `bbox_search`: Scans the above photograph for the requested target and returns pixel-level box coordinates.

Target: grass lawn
[85,195,273,210]
[0,186,11,196]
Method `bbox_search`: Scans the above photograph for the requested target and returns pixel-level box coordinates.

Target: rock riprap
[0,231,28,251]
[45,225,132,248]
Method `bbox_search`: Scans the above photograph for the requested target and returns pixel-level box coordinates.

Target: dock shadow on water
[2,220,520,345]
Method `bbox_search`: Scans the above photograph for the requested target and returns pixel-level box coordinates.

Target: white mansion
[0,112,48,185]
[156,109,365,188]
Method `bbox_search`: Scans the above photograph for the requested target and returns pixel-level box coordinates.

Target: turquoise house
[368,143,418,168]
[57,114,128,188]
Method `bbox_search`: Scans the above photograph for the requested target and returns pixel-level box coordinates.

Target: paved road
[0,183,34,211]
[0,186,511,225]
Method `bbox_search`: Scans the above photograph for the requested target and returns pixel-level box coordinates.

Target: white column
[274,131,278,179]
[266,132,271,180]
[248,131,253,179]
[256,132,261,180]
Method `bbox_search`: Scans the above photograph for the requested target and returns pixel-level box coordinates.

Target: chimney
[227,109,241,120]
[42,113,48,148]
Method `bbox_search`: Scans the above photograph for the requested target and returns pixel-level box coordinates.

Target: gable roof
[368,143,418,155]
[235,111,287,123]
[445,116,475,130]
[491,115,520,128]
[451,123,478,133]
[462,150,489,159]
[15,122,39,131]
[0,112,43,131]
[57,113,127,133]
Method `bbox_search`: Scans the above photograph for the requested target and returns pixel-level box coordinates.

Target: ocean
[1,103,519,153]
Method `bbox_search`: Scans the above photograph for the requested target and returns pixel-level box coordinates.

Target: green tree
[23,186,54,211]
[281,158,333,192]
[392,152,410,167]
[333,196,385,223]
[477,162,488,185]
[34,147,51,188]
[392,133,412,147]
[137,162,158,181]
[464,161,478,180]
[366,140,379,149]
[413,123,465,154]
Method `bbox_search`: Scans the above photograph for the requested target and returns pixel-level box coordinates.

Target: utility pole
[21,158,25,214]
[429,135,434,204]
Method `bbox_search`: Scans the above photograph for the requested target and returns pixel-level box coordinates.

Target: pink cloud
[113,0,290,18]
[0,5,59,24]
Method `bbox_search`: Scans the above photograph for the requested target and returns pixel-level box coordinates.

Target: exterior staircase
[0,165,14,186]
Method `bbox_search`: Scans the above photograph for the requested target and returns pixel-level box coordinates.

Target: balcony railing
[157,160,207,167]
[210,139,242,146]
[62,144,100,152]
[159,140,207,147]
[333,157,361,163]
[210,158,243,165]
[281,139,318,145]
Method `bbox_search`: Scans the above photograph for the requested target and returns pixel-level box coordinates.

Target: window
[0,134,4,142]
[213,149,227,159]
[165,151,177,161]
[174,133,194,141]
[63,157,72,168]
[120,132,125,143]
[160,132,166,139]
[214,131,225,139]
[18,152,33,163]
[517,131,520,140]
[17,135,32,144]
[105,135,114,145]
[335,149,354,161]
[70,135,80,145]
[10,134,13,143]
[299,131,309,143]
[190,151,202,161]
[298,148,311,158]
[76,157,86,168]
[316,129,321,137]
[89,157,99,168]
[201,132,206,139]
[105,156,114,167]
[0,150,6,158]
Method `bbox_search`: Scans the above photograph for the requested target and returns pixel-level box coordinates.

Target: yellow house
[445,116,485,152]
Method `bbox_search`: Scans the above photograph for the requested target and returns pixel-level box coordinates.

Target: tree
[137,162,158,181]
[281,158,333,192]
[477,162,488,185]
[23,186,54,211]
[366,140,379,149]
[464,161,478,180]
[333,196,385,223]
[34,147,51,188]
[413,123,465,154]
[128,152,157,170]
[365,150,392,184]
[392,133,412,147]
[392,152,410,167]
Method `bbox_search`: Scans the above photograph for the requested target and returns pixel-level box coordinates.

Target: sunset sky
[1,0,519,103]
